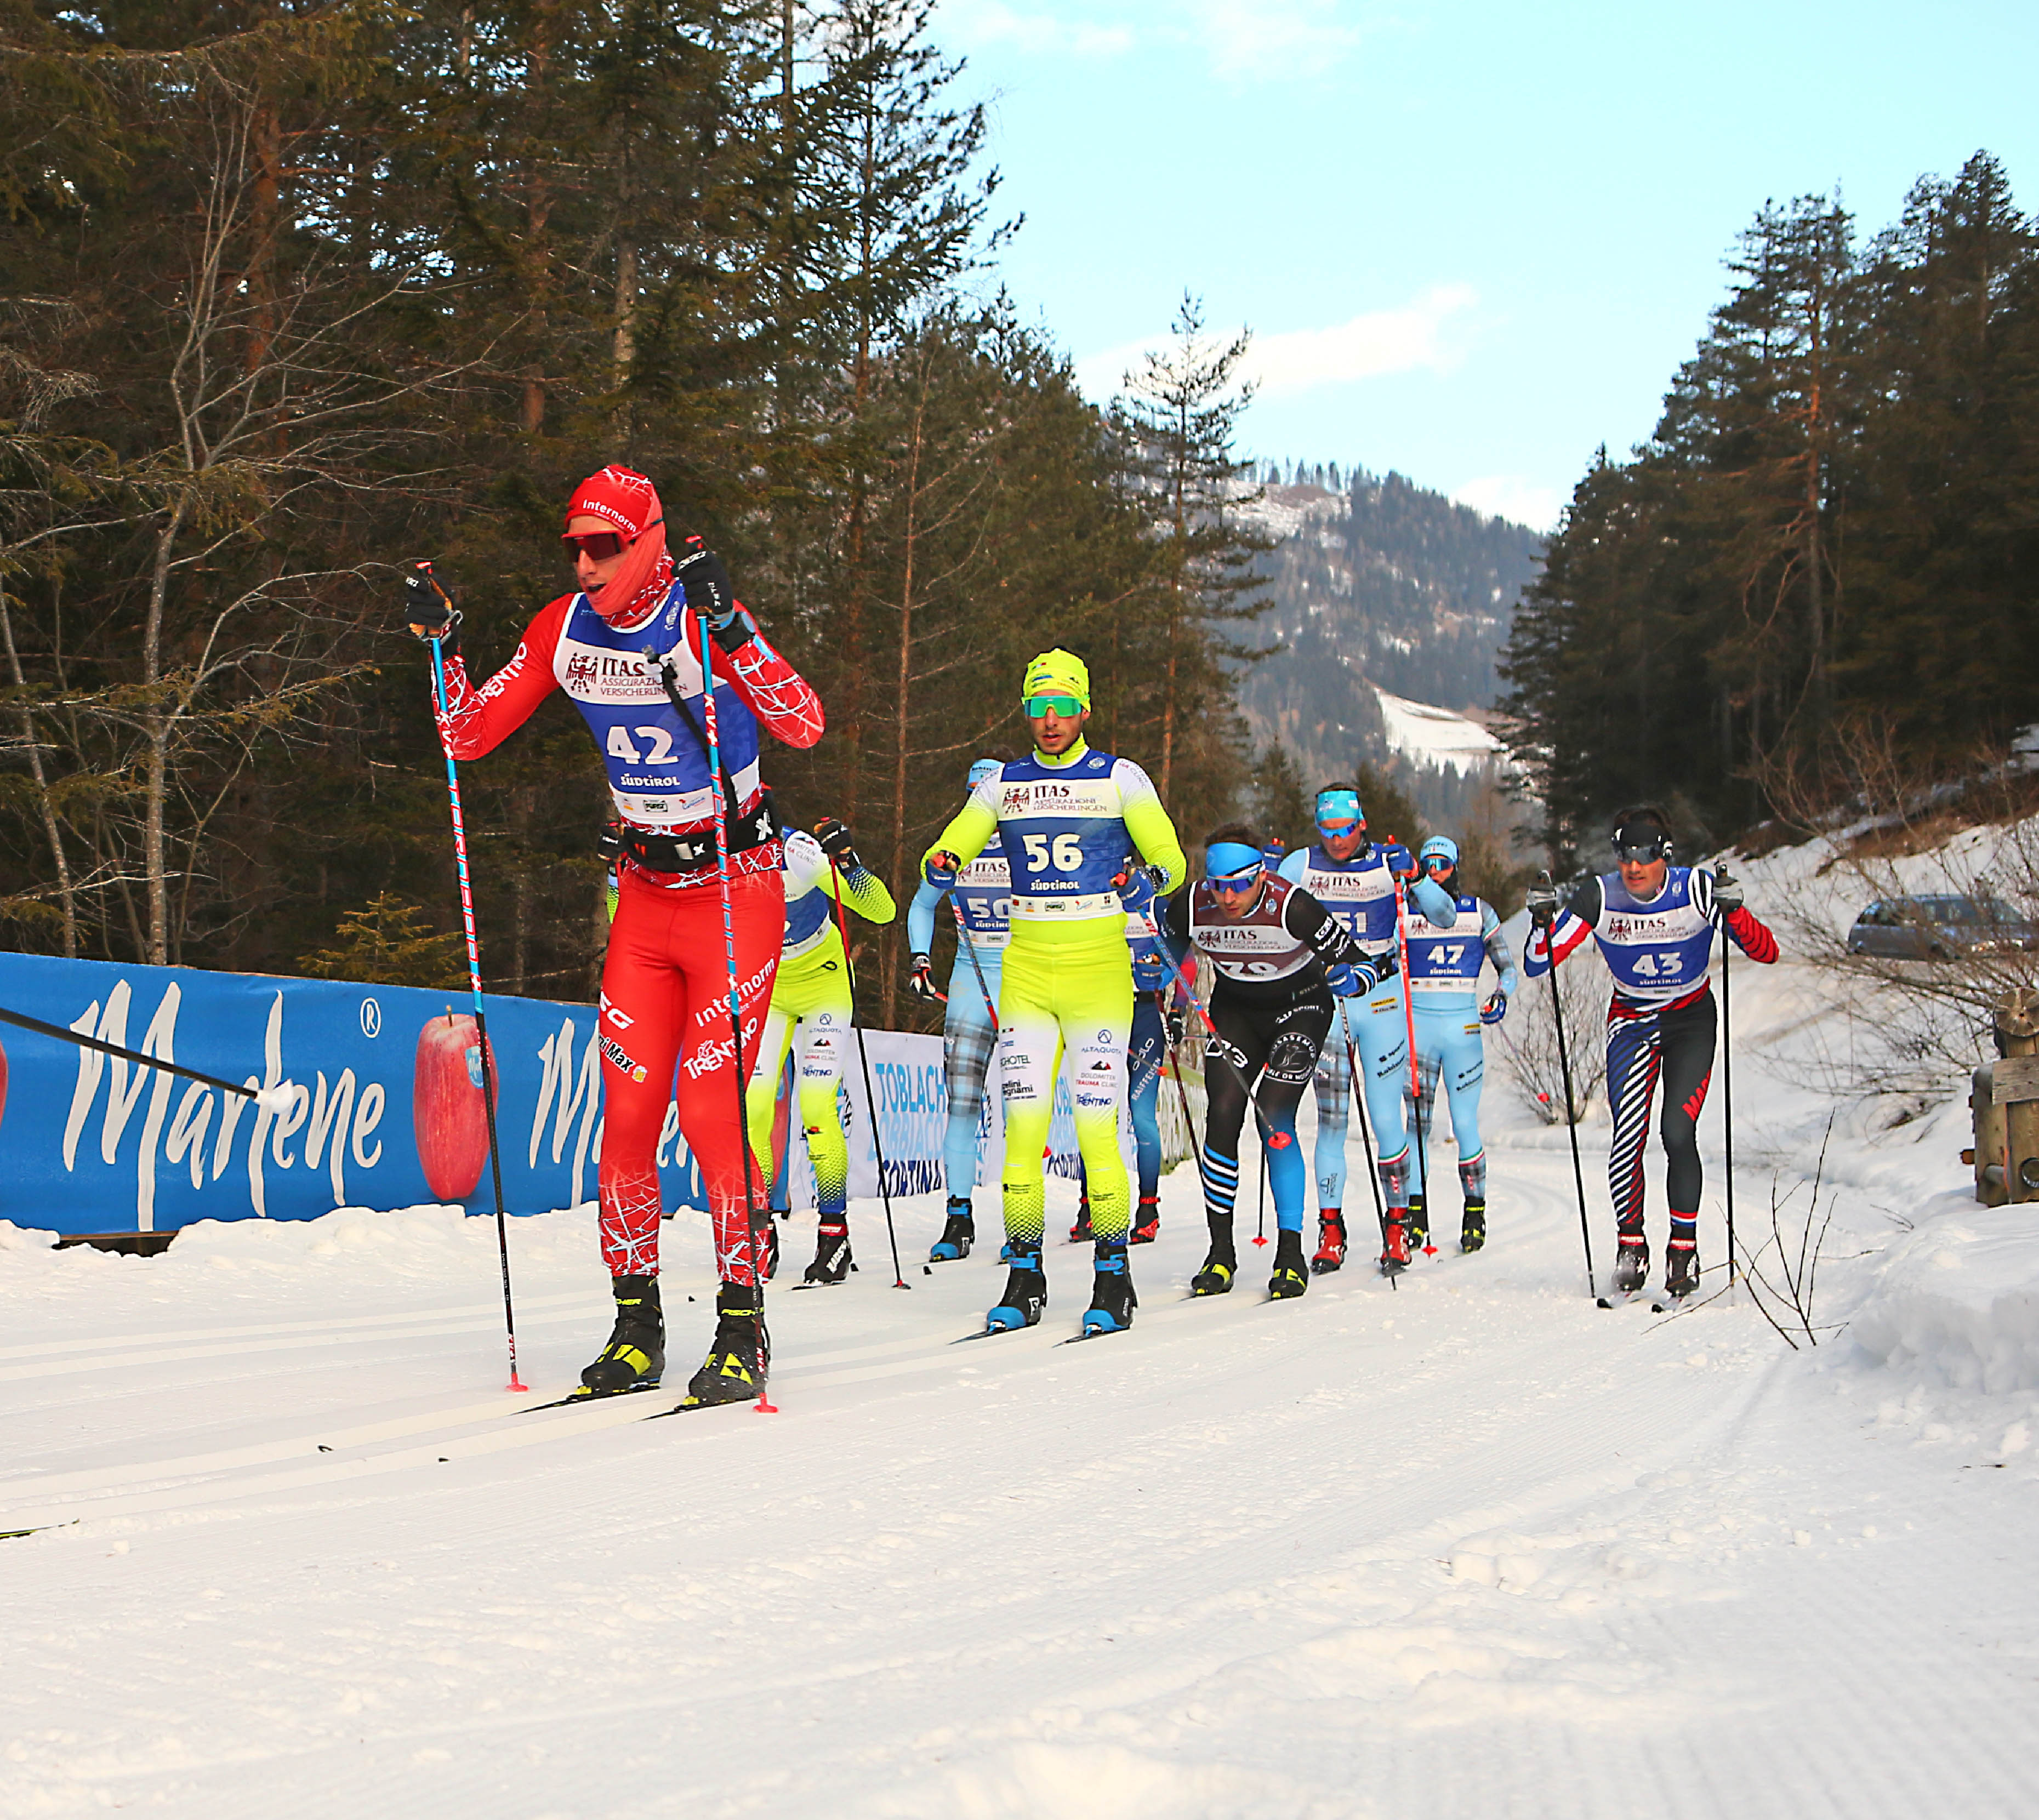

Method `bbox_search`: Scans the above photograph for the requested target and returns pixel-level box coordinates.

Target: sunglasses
[1208,871,1261,895]
[1423,854,1454,873]
[1615,838,1669,864]
[562,530,629,562]
[1023,694,1084,719]
[1316,818,1363,836]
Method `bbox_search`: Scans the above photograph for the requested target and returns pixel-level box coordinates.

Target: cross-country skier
[1401,835,1516,1254]
[921,649,1187,1337]
[1277,785,1455,1270]
[1165,825,1379,1297]
[1523,804,1778,1299]
[408,466,824,1406]
[905,749,1016,1263]
[745,819,895,1285]
[1067,914,1181,1248]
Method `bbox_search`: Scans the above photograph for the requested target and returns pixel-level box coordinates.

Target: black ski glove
[1712,866,1744,915]
[907,955,942,1002]
[676,539,748,652]
[814,816,858,868]
[1525,879,1559,929]
[1165,1008,1186,1049]
[404,564,460,658]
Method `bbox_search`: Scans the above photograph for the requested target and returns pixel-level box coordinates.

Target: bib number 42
[607,723,679,765]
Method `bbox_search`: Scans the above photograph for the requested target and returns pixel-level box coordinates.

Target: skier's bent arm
[1482,905,1520,996]
[708,608,825,749]
[905,879,945,954]
[924,788,999,882]
[1409,875,1456,928]
[1117,764,1188,893]
[1523,881,1601,978]
[1722,904,1779,963]
[432,597,573,761]
[825,862,896,926]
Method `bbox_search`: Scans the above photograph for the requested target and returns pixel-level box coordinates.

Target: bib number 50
[1022,832,1083,874]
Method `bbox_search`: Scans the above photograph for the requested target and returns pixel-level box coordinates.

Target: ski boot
[1268,1227,1308,1299]
[579,1274,665,1395]
[986,1249,1047,1331]
[1311,1209,1347,1275]
[1612,1234,1650,1296]
[760,1217,782,1282]
[1083,1242,1137,1335]
[1460,1200,1486,1254]
[1130,1195,1161,1245]
[1664,1235,1699,1300]
[681,1283,768,1407]
[1068,1198,1093,1245]
[1380,1215,1412,1276]
[1406,1191,1430,1256]
[802,1220,853,1286]
[929,1197,975,1263]
[1191,1245,1237,1296]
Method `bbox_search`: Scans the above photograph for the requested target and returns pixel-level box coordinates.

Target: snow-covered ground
[4,832,2038,1817]
[1374,686,1505,778]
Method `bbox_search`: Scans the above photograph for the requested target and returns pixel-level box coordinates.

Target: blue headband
[1315,790,1362,825]
[1206,841,1263,879]
[967,758,1001,789]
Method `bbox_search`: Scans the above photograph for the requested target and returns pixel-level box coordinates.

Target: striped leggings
[1604,988,1716,1234]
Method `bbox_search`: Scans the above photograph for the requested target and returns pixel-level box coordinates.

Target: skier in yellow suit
[745,817,895,1285]
[923,649,1187,1337]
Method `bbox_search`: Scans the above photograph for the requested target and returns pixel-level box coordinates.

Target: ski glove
[1480,989,1508,1026]
[403,566,460,657]
[923,849,961,892]
[675,540,747,651]
[1324,961,1368,998]
[1712,867,1744,915]
[1525,880,1559,928]
[1165,1008,1186,1049]
[815,815,858,867]
[1114,864,1165,917]
[907,955,943,1002]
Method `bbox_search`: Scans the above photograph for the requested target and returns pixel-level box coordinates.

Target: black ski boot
[1664,1238,1699,1300]
[1311,1209,1347,1274]
[1460,1200,1487,1254]
[1406,1191,1429,1255]
[1268,1227,1308,1299]
[986,1248,1046,1331]
[579,1274,664,1395]
[681,1282,768,1406]
[930,1197,975,1263]
[1068,1198,1093,1245]
[1130,1195,1161,1245]
[1613,1234,1650,1295]
[1083,1242,1136,1335]
[803,1220,853,1285]
[1191,1245,1237,1296]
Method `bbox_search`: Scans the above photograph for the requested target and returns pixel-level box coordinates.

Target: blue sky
[936,0,2039,529]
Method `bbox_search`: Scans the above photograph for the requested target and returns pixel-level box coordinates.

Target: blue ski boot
[1082,1242,1137,1336]
[930,1197,975,1262]
[986,1249,1046,1330]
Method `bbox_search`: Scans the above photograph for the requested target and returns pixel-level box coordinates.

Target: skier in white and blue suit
[1401,835,1516,1254]
[1278,783,1455,1271]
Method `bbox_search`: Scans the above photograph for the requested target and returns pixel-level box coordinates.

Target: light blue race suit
[907,849,1012,1204]
[1277,844,1455,1216]
[1402,892,1517,1209]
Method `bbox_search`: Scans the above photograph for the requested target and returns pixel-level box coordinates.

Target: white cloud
[1451,476,1564,533]
[1187,0,1370,82]
[939,0,1134,57]
[1075,283,1476,404]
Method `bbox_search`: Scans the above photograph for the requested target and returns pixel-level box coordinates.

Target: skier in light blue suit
[1403,835,1516,1255]
[907,749,1016,1262]
[1277,783,1455,1271]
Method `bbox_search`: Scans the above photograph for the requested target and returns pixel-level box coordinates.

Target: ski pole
[1158,988,1203,1176]
[420,570,525,1395]
[953,900,998,1033]
[1719,916,1735,1294]
[1336,996,1389,1243]
[827,854,908,1290]
[1393,878,1434,1255]
[1535,874,1597,1300]
[687,613,777,1411]
[0,1002,293,1109]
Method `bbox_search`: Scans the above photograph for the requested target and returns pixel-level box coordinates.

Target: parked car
[1846,895,2039,959]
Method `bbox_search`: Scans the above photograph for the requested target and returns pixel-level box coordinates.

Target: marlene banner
[0,951,696,1235]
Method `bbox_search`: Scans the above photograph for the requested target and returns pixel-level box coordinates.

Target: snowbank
[1850,1197,2039,1394]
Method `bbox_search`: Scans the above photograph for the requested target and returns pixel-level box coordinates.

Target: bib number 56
[1022,832,1083,874]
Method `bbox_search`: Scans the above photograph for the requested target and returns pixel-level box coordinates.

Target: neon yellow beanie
[1022,647,1090,709]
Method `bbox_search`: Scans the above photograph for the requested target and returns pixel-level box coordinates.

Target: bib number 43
[1630,951,1684,978]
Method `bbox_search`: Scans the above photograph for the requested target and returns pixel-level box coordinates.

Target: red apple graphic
[413,1011,494,1202]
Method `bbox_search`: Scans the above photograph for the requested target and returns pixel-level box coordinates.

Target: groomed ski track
[4,865,2037,1815]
